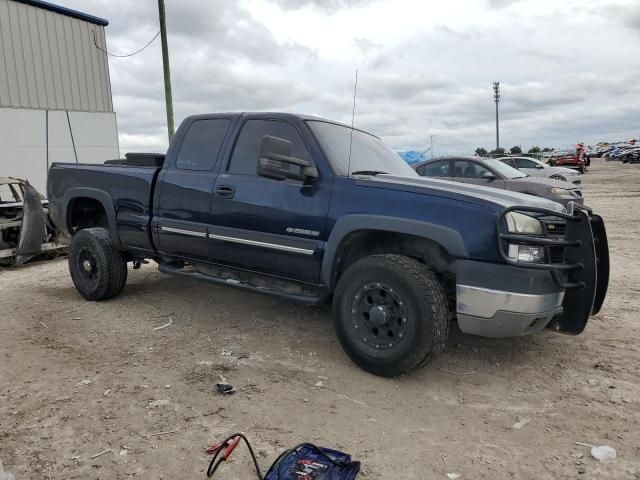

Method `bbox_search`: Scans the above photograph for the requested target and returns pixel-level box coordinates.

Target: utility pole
[430,134,436,158]
[493,81,500,151]
[158,0,174,142]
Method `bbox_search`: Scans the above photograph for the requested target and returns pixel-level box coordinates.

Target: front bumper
[455,204,609,338]
[456,284,563,337]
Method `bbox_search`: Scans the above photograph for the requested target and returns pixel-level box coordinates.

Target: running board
[158,262,325,305]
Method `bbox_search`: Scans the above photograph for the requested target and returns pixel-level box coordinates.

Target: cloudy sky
[62,0,640,156]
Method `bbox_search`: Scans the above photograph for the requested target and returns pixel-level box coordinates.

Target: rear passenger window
[228,119,311,175]
[421,161,450,177]
[175,119,230,171]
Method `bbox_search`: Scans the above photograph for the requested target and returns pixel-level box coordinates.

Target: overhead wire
[93,30,160,58]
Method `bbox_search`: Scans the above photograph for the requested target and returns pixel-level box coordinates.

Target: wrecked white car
[0,177,63,266]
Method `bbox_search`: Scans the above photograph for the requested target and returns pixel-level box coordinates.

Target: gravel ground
[1,160,639,479]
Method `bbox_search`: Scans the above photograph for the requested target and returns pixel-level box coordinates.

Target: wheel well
[67,197,108,234]
[331,230,457,306]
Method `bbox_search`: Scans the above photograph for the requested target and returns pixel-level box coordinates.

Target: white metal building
[0,0,119,192]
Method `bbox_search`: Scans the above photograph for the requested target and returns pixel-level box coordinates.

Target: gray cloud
[271,0,379,12]
[56,0,640,155]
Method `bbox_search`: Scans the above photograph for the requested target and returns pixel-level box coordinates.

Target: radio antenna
[347,68,359,175]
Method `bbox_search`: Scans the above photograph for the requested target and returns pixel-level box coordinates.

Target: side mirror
[535,164,544,169]
[482,171,496,180]
[257,135,318,182]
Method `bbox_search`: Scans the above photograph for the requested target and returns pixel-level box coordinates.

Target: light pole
[430,134,436,158]
[493,81,500,151]
[158,0,174,142]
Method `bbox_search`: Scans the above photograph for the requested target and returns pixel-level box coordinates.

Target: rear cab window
[175,119,231,171]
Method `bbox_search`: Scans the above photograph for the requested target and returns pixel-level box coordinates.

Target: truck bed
[48,162,161,254]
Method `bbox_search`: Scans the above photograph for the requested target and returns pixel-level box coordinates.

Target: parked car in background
[496,156,581,185]
[413,156,584,207]
[546,146,587,173]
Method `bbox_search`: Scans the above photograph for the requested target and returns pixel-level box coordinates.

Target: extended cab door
[154,117,232,260]
[209,117,331,283]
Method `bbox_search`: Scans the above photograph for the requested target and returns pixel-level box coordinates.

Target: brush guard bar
[497,203,609,334]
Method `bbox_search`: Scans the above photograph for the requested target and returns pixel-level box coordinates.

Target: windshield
[307,121,417,177]
[482,158,527,179]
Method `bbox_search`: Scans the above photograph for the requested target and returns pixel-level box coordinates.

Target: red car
[548,144,588,173]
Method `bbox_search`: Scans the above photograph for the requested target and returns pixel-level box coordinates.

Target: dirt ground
[1,160,639,479]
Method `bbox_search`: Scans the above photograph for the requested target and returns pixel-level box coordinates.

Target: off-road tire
[69,227,127,301]
[333,254,449,377]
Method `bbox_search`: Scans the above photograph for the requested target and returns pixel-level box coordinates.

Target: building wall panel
[0,0,113,112]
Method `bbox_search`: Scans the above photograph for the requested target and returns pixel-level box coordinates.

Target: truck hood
[354,174,566,212]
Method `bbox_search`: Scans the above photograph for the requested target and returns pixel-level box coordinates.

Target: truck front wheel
[333,254,449,377]
[69,227,127,301]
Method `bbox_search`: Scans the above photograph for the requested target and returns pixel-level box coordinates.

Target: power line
[93,30,160,58]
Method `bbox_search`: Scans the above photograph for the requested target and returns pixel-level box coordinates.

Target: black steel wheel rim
[77,248,99,284]
[350,282,408,350]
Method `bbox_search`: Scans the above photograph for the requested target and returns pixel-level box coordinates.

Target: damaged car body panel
[0,177,62,266]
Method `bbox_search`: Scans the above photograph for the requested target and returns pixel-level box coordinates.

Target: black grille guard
[497,203,610,334]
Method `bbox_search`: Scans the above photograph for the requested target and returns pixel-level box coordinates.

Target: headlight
[504,212,545,263]
[505,211,543,234]
[508,244,545,263]
[550,187,573,197]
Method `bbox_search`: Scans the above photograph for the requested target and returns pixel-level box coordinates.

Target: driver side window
[228,120,311,176]
[453,160,490,178]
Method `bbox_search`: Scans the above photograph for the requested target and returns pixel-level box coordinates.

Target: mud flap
[551,210,597,334]
[15,185,46,265]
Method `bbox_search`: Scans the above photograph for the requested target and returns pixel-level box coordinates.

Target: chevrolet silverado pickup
[48,113,610,377]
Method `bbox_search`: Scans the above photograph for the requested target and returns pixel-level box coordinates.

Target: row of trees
[474,146,555,156]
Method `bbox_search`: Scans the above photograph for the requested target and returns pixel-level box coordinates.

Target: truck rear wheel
[69,227,127,301]
[333,254,449,377]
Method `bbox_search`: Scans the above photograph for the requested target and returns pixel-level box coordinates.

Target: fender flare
[321,214,468,287]
[62,187,121,247]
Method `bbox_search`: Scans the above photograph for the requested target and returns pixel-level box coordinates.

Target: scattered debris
[216,383,236,395]
[591,445,616,462]
[199,360,214,366]
[143,430,177,439]
[148,399,170,407]
[165,385,171,389]
[513,418,531,430]
[446,473,461,480]
[77,379,92,386]
[40,321,48,328]
[436,366,476,375]
[0,461,15,480]
[578,467,587,474]
[221,349,233,356]
[119,449,128,457]
[103,389,111,396]
[314,381,324,388]
[153,317,173,331]
[90,449,112,459]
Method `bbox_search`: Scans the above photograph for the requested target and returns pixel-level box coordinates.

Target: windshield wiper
[350,170,389,176]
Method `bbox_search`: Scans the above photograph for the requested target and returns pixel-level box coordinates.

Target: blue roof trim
[14,0,109,26]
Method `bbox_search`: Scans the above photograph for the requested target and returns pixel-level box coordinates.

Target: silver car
[496,156,581,185]
[413,156,584,207]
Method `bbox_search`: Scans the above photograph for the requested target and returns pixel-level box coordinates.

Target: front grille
[549,246,565,264]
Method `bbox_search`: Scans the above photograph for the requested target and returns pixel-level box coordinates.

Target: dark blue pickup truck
[48,112,609,376]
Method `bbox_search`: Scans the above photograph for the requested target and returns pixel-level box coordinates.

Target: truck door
[154,118,231,260]
[209,118,330,284]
